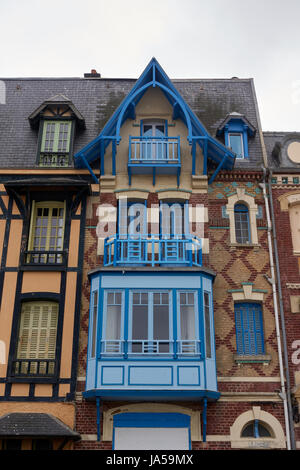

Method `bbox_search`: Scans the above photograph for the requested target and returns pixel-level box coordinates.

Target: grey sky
[1,0,300,131]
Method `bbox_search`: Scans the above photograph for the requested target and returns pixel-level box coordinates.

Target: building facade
[0,59,296,450]
[264,131,300,448]
[73,59,290,450]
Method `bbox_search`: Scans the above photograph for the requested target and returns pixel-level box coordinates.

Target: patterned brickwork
[209,180,280,378]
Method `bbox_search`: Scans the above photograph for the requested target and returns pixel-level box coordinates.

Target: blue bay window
[235,302,265,356]
[84,269,219,402]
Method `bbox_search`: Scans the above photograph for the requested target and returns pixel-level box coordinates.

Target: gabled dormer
[217,112,256,160]
[74,58,236,186]
[29,94,85,168]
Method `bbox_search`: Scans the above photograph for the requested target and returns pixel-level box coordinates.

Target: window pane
[234,204,250,244]
[153,293,170,352]
[180,293,195,340]
[132,293,148,353]
[30,203,65,257]
[229,133,243,158]
[241,420,271,438]
[204,292,211,358]
[91,291,98,357]
[106,305,121,340]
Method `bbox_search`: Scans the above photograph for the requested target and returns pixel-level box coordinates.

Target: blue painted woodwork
[235,302,265,355]
[84,270,219,402]
[217,113,256,160]
[104,235,202,267]
[74,58,236,182]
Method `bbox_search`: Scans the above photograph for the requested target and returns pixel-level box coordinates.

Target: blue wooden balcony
[103,235,202,267]
[128,136,181,185]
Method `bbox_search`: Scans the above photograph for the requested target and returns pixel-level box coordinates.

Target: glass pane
[153,303,169,352]
[234,210,250,244]
[91,291,98,357]
[143,125,152,135]
[258,423,271,437]
[229,134,243,158]
[204,292,211,358]
[106,305,121,340]
[180,305,195,340]
[155,125,165,136]
[241,422,255,437]
[132,304,148,339]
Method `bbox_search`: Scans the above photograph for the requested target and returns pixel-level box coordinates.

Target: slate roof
[264,131,300,170]
[0,413,80,439]
[0,74,264,170]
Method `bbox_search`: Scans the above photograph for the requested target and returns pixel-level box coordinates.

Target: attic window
[28,94,85,168]
[217,113,256,160]
[39,120,72,167]
[228,133,244,159]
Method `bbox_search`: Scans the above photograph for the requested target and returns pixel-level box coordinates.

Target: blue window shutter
[235,303,264,355]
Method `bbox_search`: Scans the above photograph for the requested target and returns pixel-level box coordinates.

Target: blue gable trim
[74,58,236,180]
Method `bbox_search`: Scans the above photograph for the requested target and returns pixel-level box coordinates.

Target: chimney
[84,69,101,78]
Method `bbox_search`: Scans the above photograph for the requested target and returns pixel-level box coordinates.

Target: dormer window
[28,94,85,168]
[40,120,73,167]
[217,112,256,160]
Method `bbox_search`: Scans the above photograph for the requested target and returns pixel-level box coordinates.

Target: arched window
[234,203,250,244]
[230,407,286,449]
[241,420,272,438]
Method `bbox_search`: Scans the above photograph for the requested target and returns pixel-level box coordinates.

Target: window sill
[230,243,261,250]
[234,354,271,365]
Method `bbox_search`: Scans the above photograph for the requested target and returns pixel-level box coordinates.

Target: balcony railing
[100,339,201,357]
[104,235,202,267]
[21,250,66,267]
[129,136,180,164]
[12,359,56,377]
[38,152,70,167]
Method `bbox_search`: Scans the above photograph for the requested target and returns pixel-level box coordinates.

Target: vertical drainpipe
[260,170,292,450]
